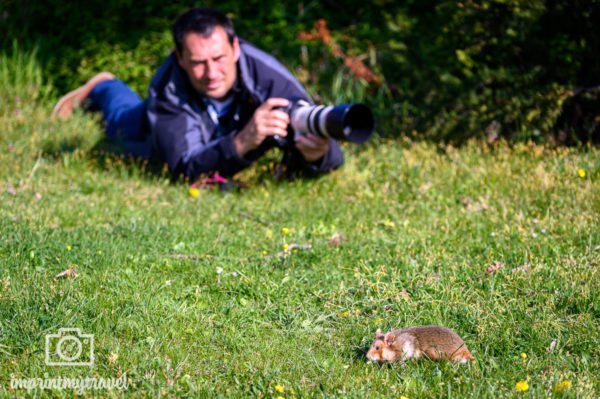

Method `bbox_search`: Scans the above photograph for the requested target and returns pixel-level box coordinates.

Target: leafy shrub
[2,0,599,143]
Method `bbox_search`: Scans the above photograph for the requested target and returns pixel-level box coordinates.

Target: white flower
[108,352,119,364]
[216,267,223,275]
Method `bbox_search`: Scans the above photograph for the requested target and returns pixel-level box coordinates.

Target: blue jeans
[88,80,151,159]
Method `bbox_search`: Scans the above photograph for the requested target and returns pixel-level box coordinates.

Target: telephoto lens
[287,100,374,144]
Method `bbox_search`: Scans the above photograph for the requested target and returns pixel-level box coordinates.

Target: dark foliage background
[2,0,599,144]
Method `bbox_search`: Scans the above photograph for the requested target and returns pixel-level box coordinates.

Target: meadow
[0,46,598,398]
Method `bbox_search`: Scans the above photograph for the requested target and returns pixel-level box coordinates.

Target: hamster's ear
[384,331,396,345]
[375,329,384,339]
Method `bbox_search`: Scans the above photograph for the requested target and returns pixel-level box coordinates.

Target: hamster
[366,325,474,363]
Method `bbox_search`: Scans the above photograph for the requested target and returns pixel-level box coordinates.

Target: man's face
[177,26,240,101]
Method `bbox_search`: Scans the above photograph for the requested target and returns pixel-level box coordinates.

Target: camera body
[45,328,95,366]
[282,99,374,144]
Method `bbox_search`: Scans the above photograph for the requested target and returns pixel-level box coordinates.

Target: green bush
[2,0,599,143]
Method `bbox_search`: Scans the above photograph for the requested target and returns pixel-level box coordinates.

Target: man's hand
[295,134,330,163]
[233,98,290,157]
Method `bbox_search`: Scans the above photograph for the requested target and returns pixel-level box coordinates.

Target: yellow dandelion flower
[382,219,396,229]
[282,243,289,251]
[281,227,290,235]
[276,397,284,399]
[400,396,410,399]
[554,380,572,392]
[188,187,200,198]
[337,310,350,318]
[520,352,527,359]
[577,168,586,178]
[275,384,284,393]
[265,229,274,239]
[66,245,72,251]
[262,250,268,256]
[515,380,529,392]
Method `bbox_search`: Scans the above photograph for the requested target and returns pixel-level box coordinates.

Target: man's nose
[206,60,218,79]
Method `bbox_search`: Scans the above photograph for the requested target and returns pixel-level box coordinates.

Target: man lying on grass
[52,7,344,182]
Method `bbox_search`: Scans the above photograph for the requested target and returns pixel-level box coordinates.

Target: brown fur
[366,325,474,363]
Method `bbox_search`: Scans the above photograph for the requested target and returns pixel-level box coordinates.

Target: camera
[283,99,374,144]
[45,328,95,366]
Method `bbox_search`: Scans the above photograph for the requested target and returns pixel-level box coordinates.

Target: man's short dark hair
[172,7,236,54]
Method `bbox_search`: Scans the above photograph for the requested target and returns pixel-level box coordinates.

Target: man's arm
[233,98,290,157]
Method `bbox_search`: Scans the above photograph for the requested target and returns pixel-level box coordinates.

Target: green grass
[0,49,599,399]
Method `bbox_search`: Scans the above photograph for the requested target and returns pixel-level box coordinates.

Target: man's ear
[176,49,185,68]
[232,36,240,63]
[384,331,396,345]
